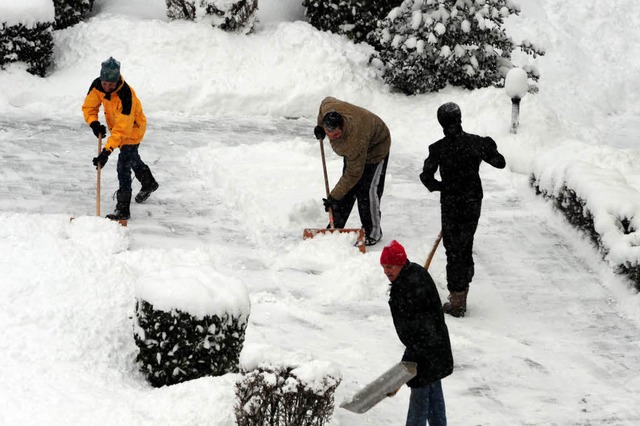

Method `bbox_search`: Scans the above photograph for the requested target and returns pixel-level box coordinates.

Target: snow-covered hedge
[302,0,397,49]
[133,266,251,387]
[0,22,54,77]
[53,0,94,30]
[531,161,640,290]
[1,0,55,77]
[235,363,341,426]
[166,0,258,33]
[370,0,544,95]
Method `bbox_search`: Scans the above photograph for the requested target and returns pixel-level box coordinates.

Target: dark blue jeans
[117,144,148,192]
[406,380,446,426]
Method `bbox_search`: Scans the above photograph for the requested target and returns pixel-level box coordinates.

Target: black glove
[314,125,326,140]
[322,196,339,213]
[90,120,107,138]
[93,148,110,169]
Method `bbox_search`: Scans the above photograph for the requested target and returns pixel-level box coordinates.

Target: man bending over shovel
[82,57,159,221]
[314,97,391,246]
[381,240,453,426]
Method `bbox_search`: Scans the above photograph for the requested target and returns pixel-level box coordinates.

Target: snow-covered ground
[1,0,639,424]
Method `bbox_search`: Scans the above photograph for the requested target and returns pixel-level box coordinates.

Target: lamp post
[505,68,528,134]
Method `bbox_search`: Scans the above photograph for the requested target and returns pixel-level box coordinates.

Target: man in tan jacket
[314,97,391,246]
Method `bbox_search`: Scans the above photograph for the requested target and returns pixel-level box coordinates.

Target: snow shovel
[424,231,442,270]
[303,136,365,253]
[340,361,417,414]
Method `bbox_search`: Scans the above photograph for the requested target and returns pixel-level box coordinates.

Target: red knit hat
[380,240,407,266]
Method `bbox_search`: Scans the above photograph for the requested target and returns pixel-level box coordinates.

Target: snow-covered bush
[1,1,55,77]
[371,0,545,95]
[53,0,94,30]
[235,364,341,426]
[0,22,54,77]
[530,169,640,291]
[302,0,398,48]
[166,0,258,33]
[133,266,251,387]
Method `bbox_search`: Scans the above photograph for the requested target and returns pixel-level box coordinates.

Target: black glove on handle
[93,148,110,169]
[90,121,107,138]
[314,125,326,140]
[322,196,339,213]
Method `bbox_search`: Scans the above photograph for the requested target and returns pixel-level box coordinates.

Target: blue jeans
[117,144,148,191]
[406,380,446,426]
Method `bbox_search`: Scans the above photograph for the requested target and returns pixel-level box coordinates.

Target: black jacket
[388,261,454,387]
[420,131,505,203]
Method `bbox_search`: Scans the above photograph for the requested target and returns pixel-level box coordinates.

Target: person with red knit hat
[380,240,453,426]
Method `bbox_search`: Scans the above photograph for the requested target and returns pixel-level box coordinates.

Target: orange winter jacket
[82,77,147,153]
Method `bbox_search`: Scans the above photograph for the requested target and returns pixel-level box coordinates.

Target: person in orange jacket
[82,57,159,221]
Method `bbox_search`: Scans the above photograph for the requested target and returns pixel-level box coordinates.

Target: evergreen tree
[303,0,398,48]
[370,0,544,95]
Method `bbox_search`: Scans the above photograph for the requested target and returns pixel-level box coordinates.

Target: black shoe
[135,181,159,203]
[106,210,130,221]
[365,234,382,246]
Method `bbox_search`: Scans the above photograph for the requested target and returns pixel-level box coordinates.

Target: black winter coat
[419,131,506,204]
[388,261,454,387]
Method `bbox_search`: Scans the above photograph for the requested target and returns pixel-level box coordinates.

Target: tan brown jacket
[317,97,391,200]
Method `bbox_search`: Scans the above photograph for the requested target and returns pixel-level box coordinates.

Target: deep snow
[1,0,639,424]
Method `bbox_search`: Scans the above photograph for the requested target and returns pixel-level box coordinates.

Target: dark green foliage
[235,365,341,426]
[371,0,545,95]
[0,22,54,77]
[53,0,95,30]
[303,0,398,49]
[530,174,640,291]
[134,299,248,387]
[165,0,258,33]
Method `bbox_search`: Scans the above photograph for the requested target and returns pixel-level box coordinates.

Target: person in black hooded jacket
[381,240,453,426]
[420,102,506,318]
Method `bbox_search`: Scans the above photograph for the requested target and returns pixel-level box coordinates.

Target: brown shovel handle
[97,134,102,217]
[319,137,336,229]
[424,231,442,270]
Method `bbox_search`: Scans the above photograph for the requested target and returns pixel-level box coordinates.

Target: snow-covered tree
[303,0,398,48]
[370,0,545,95]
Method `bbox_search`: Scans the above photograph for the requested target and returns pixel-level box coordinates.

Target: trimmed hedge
[530,174,640,291]
[235,364,341,426]
[166,0,258,33]
[53,0,95,30]
[134,299,248,387]
[0,22,54,77]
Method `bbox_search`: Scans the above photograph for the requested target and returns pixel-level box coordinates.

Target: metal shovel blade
[302,227,366,254]
[340,361,417,414]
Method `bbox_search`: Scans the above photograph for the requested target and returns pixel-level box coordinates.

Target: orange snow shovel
[424,231,442,270]
[303,137,365,253]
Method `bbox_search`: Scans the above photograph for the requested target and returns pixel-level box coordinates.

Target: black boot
[134,166,159,203]
[106,189,131,221]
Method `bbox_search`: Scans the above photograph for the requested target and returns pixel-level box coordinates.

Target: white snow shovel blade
[340,361,417,414]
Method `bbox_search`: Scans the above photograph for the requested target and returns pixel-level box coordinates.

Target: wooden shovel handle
[97,135,102,217]
[319,137,336,229]
[424,231,442,270]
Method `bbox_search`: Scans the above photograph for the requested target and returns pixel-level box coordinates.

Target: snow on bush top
[135,265,251,319]
[0,0,55,28]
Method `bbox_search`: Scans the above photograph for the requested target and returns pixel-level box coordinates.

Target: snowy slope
[1,0,640,425]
